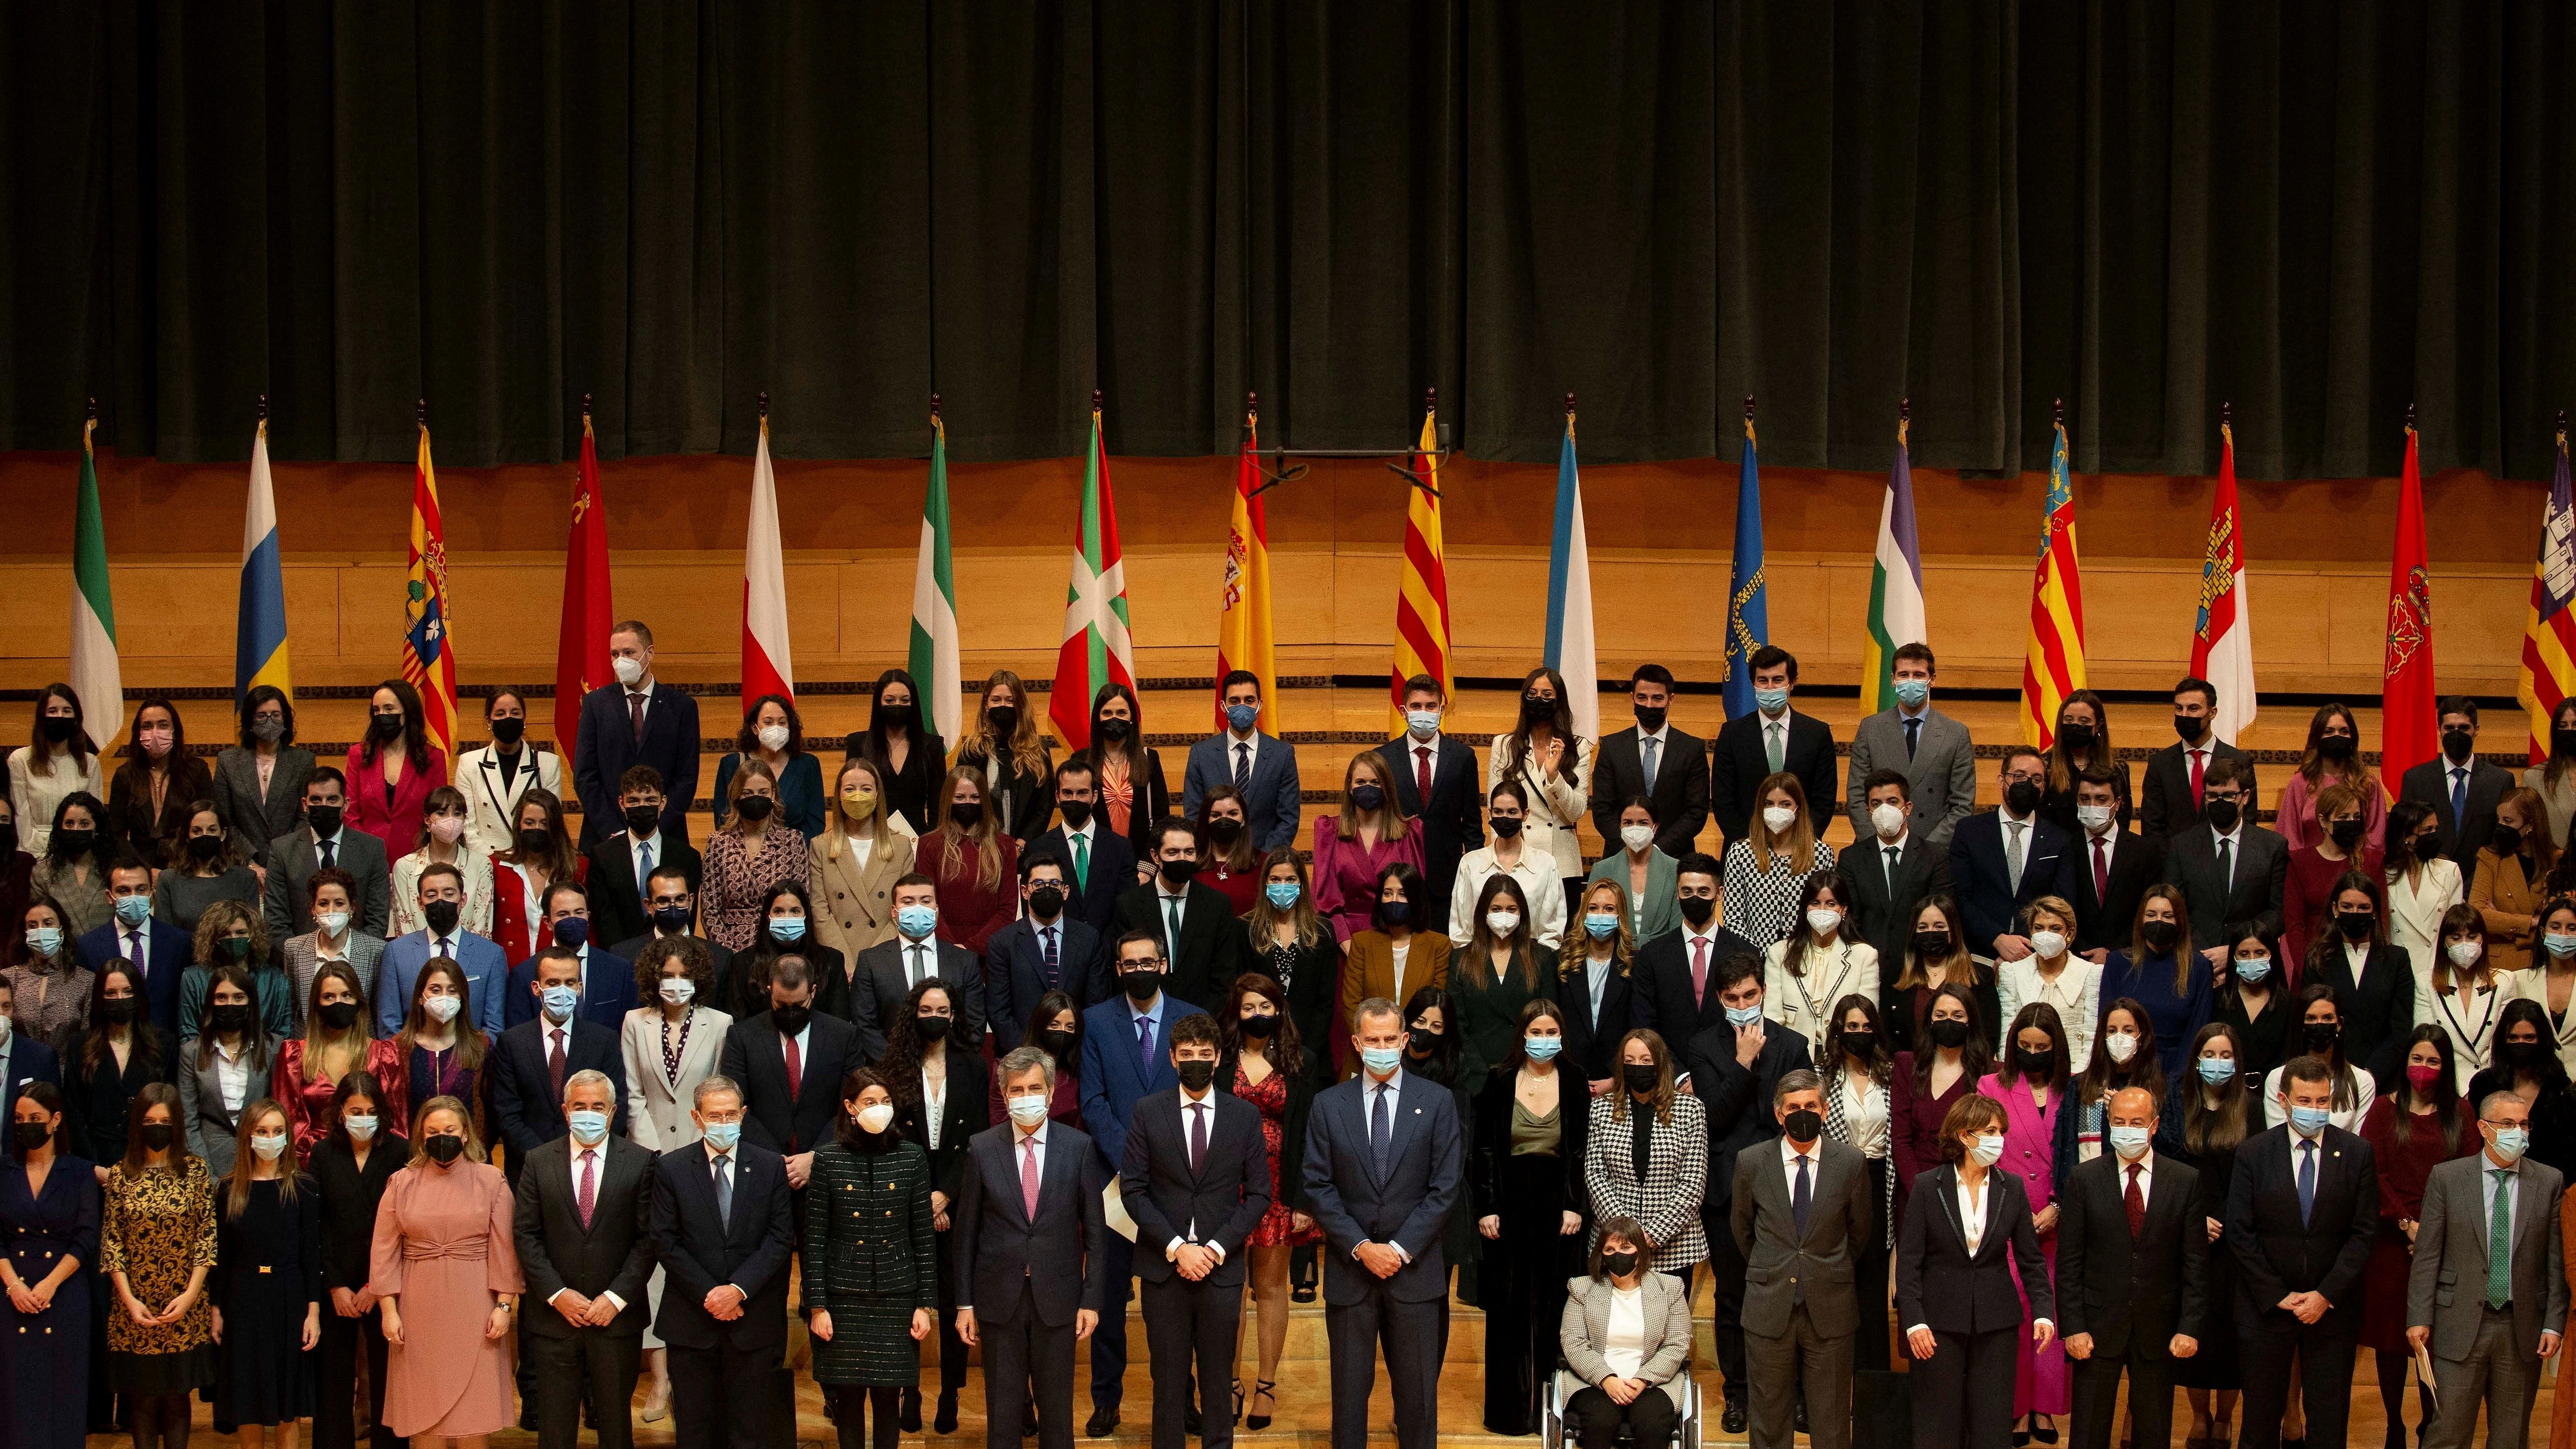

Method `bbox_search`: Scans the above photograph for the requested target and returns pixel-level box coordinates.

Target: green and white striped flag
[70,412,123,748]
[909,411,962,743]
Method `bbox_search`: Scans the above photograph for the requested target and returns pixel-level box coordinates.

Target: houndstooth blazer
[1583,1088,1709,1268]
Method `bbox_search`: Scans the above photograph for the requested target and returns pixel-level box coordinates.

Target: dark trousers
[930,1224,968,1394]
[670,1339,784,1449]
[1481,1224,1574,1434]
[313,1304,395,1449]
[1909,1325,2020,1449]
[1566,1384,1681,1448]
[981,1280,1077,1449]
[1703,1202,1750,1404]
[1325,1282,1442,1449]
[1748,1303,1852,1449]
[2238,1316,2358,1449]
[529,1330,643,1449]
[2070,1343,2175,1449]
[1090,1231,1134,1412]
[1141,1274,1244,1449]
[1855,1158,1892,1371]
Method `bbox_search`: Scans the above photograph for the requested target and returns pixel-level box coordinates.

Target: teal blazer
[1587,848,1681,942]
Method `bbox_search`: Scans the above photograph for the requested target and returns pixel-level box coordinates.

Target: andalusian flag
[2190,412,2257,745]
[909,408,962,744]
[2019,409,2088,749]
[235,411,291,703]
[403,412,461,759]
[1545,406,1600,744]
[1858,407,1926,717]
[1047,402,1135,752]
[1214,402,1275,733]
[69,409,122,751]
[1722,407,1770,719]
[2518,423,2576,765]
[1388,397,1452,736]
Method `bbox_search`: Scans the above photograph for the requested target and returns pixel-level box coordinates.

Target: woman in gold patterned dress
[98,1080,218,1449]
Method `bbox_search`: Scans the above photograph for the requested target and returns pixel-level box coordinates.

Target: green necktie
[2489,1168,2515,1309]
[1072,832,1089,890]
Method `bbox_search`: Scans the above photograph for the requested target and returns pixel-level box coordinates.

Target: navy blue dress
[1,1154,100,1449]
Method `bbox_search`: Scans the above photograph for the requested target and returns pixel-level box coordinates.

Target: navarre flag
[69,409,122,751]
[2190,413,2257,745]
[2518,423,2576,764]
[910,408,962,744]
[1545,407,1600,743]
[1722,409,1770,719]
[2019,410,2089,749]
[1388,398,1453,736]
[1213,402,1274,733]
[235,411,290,704]
[554,406,614,762]
[1859,408,1927,717]
[403,414,460,759]
[2383,414,2438,784]
[1048,402,1136,752]
[742,407,795,707]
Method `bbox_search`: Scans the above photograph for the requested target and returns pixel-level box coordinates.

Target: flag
[1048,402,1135,752]
[2190,413,2258,745]
[1859,409,1927,716]
[742,409,795,707]
[1722,411,1770,719]
[1545,409,1599,743]
[910,409,962,744]
[1388,399,1453,736]
[2383,415,2438,785]
[403,417,460,759]
[554,407,614,762]
[1212,403,1274,733]
[234,412,290,704]
[2518,423,2576,764]
[2019,411,2089,748]
[68,410,121,750]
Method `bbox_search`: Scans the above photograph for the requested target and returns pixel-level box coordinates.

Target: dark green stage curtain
[3,1,2571,477]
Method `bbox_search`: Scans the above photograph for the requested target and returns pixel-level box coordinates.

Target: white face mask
[612,655,646,686]
[854,1103,896,1135]
[2029,929,2068,960]
[2446,940,2484,969]
[251,1133,289,1162]
[1870,802,1907,841]
[1007,1094,1050,1127]
[1805,908,1841,936]
[2075,804,2114,832]
[1486,911,1522,938]
[318,910,351,938]
[2104,1031,2138,1064]
[757,724,791,753]
[660,978,696,1005]
[1619,824,1655,853]
[1968,1133,2006,1166]
[424,995,462,1025]
[1761,806,1797,835]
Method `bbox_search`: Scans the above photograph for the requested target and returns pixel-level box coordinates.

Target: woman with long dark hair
[2169,1022,2253,1442]
[64,963,174,1182]
[1486,666,1595,917]
[1881,895,1998,1060]
[990,991,1083,1129]
[1219,972,1322,1430]
[1821,993,1896,1368]
[1764,871,1877,1060]
[1243,850,1337,1069]
[1399,985,1482,1297]
[2420,902,2512,1089]
[2359,1027,2477,1449]
[1449,874,1560,1079]
[1192,785,1262,916]
[2284,781,2382,968]
[178,964,275,1175]
[715,693,825,840]
[1581,1027,1707,1274]
[2275,702,2384,855]
[389,787,493,941]
[10,684,104,860]
[2478,786,2558,975]
[843,669,948,838]
[701,759,808,955]
[276,960,407,1164]
[31,792,114,942]
[1067,682,1169,877]
[343,680,447,863]
[2385,799,2464,973]
[2036,690,2130,834]
[733,880,843,1021]
[2300,870,2411,1078]
[922,767,1019,957]
[152,801,259,937]
[10,890,94,1045]
[1311,753,1426,947]
[309,1072,404,1449]
[881,983,987,1434]
[2466,999,2576,1175]
[489,788,584,966]
[2099,885,2211,1081]
[2213,922,2291,1087]
[2262,984,2375,1131]
[2070,998,2164,1163]
[107,699,209,870]
[1889,981,1993,1224]
[1472,998,1588,1435]
[100,1081,217,1449]
[802,1066,937,1449]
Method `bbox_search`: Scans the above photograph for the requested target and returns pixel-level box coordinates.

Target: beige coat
[1559,1269,1693,1406]
[809,829,918,961]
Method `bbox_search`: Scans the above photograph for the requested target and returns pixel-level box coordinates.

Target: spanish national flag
[1213,397,1274,733]
[1389,394,1452,735]
[2020,406,2088,749]
[2517,421,2576,764]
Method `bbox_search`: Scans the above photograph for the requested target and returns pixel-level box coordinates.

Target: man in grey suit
[957,1048,1108,1449]
[1844,642,1977,850]
[1730,1069,1871,1449]
[262,768,392,941]
[512,1068,658,1449]
[1301,996,1463,1449]
[2406,1092,2568,1449]
[1180,671,1301,853]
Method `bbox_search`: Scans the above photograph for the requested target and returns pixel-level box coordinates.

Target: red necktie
[548,1028,568,1100]
[2125,1163,2146,1238]
[1020,1135,1042,1220]
[627,690,648,744]
[577,1148,598,1228]
[1690,937,1710,1007]
[2093,838,2110,903]
[1415,746,1434,808]
[783,1033,803,1101]
[2189,749,2207,807]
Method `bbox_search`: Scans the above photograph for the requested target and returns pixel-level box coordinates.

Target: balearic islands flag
[2019,408,2088,749]
[235,407,290,704]
[2382,412,2438,785]
[1545,405,1599,744]
[554,403,614,762]
[910,406,962,744]
[1213,399,1274,733]
[1388,396,1453,736]
[1858,406,1926,717]
[69,407,122,750]
[2190,410,2257,745]
[742,403,795,707]
[1722,406,1769,719]
[1048,400,1135,752]
[2518,421,2576,764]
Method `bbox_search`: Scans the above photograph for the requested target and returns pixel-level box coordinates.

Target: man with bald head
[2056,1085,2208,1449]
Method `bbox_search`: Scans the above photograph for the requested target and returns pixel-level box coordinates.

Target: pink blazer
[343,743,450,861]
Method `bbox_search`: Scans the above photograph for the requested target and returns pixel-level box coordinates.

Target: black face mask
[986,705,1020,739]
[12,1121,50,1153]
[1240,1013,1279,1039]
[2204,799,2241,832]
[2174,713,2203,742]
[771,1005,812,1037]
[653,903,693,933]
[1677,895,1717,927]
[1600,1250,1640,1278]
[2413,832,2446,864]
[2328,818,2364,849]
[1175,1059,1217,1092]
[2138,920,2179,953]
[2057,722,2095,751]
[1913,929,1953,959]
[369,713,405,741]
[734,795,775,823]
[423,900,461,936]
[876,702,918,733]
[304,805,343,840]
[914,1014,953,1043]
[1207,816,1244,844]
[1622,1062,1660,1093]
[2494,824,2525,856]
[1634,704,1667,732]
[1378,900,1412,927]
[1522,695,1556,727]
[2334,911,2375,942]
[2317,733,2357,762]
[1027,885,1067,919]
[516,827,553,853]
[2303,1021,2340,1053]
[1489,816,1524,839]
[1121,969,1163,1003]
[2556,727,2576,760]
[1840,1030,1876,1060]
[2016,1047,2055,1075]
[1157,857,1199,888]
[1927,1018,1971,1049]
[1782,1108,1823,1143]
[0,824,16,859]
[489,716,525,746]
[1348,785,1385,813]
[139,1122,176,1151]
[100,998,136,1025]
[1038,1027,1078,1057]
[423,1134,465,1164]
[1094,717,1133,745]
[319,1001,360,1031]
[2503,1040,2548,1073]
[2442,728,2475,763]
[1057,799,1094,829]
[39,715,76,744]
[52,829,94,859]
[209,1004,249,1035]
[624,804,662,834]
[949,802,984,829]
[1407,1028,1442,1058]
[2004,780,2043,816]
[186,835,223,862]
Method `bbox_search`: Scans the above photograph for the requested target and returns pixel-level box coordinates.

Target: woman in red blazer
[490,788,587,963]
[344,678,450,860]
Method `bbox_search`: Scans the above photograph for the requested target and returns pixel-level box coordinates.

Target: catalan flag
[403,411,461,759]
[1048,401,1135,752]
[2190,412,2257,745]
[1388,397,1452,735]
[2518,423,2576,765]
[1213,399,1274,733]
[2019,410,2088,749]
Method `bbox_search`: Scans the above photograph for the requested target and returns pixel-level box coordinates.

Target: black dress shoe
[2034,1419,2060,1444]
[1722,1401,1748,1434]
[901,1388,923,1433]
[1086,1408,1120,1438]
[937,1391,960,1434]
[1025,1406,1042,1439]
[1796,1398,1809,1433]
[519,1407,542,1432]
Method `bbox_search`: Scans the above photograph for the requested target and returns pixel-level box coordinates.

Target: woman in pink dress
[369,1095,522,1446]
[1978,1001,2076,1443]
[1310,752,1427,946]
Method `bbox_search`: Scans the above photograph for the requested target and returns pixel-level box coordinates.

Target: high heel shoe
[1232,1379,1246,1424]
[2034,1418,2059,1444]
[640,1379,671,1424]
[1245,1379,1277,1431]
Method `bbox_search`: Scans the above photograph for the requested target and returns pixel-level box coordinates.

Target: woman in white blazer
[1489,666,1596,914]
[618,932,734,1422]
[1763,873,1880,1059]
[452,690,564,861]
[1992,896,2102,1069]
[2384,800,2465,973]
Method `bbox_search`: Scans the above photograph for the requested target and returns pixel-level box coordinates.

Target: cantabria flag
[910,408,962,743]
[1047,402,1135,751]
[70,410,122,750]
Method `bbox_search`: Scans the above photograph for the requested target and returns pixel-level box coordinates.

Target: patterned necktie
[577,1148,597,1229]
[1041,927,1059,988]
[1137,1013,1154,1069]
[2125,1163,2146,1238]
[2006,821,2027,893]
[1021,1135,1042,1219]
[2489,1168,2516,1308]
[2297,1138,2317,1226]
[1766,723,1784,775]
[1233,742,1250,791]
[1415,747,1434,807]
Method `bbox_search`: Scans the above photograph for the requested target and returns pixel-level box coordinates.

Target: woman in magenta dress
[369,1096,522,1446]
[1979,1001,2079,1443]
[2358,1026,2479,1446]
[1310,753,1427,946]
[1218,972,1319,1431]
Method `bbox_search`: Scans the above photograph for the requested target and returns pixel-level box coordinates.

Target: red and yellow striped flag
[2518,423,2576,763]
[1213,400,1275,732]
[403,410,461,758]
[2020,408,2088,748]
[1390,395,1453,734]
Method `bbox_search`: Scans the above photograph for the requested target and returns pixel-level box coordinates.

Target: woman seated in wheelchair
[1558,1213,1695,1447]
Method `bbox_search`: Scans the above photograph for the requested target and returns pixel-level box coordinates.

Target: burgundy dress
[1236,1062,1320,1248]
[2283,843,2384,982]
[1888,1050,1979,1227]
[1199,861,1262,919]
[924,831,1021,958]
[2357,1094,2480,1353]
[1310,818,1428,945]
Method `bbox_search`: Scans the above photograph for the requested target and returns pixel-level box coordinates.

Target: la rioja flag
[1049,398,1136,752]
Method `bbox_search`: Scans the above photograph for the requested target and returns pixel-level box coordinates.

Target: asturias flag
[554,406,614,763]
[2382,414,2438,785]
[1545,407,1599,744]
[2518,422,2576,765]
[235,410,290,704]
[2019,409,2088,749]
[403,414,460,759]
[1388,397,1453,736]
[1048,401,1136,752]
[2190,412,2257,746]
[910,407,962,745]
[1859,408,1927,717]
[69,408,122,752]
[1213,401,1274,733]
[1723,409,1769,719]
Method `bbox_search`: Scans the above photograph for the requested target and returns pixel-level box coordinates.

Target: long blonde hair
[963,669,1050,782]
[1336,752,1412,844]
[1576,879,1634,976]
[224,1099,302,1219]
[1749,771,1819,875]
[406,1095,488,1166]
[823,757,899,862]
[933,765,1006,891]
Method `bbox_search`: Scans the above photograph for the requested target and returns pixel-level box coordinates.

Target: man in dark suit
[1949,747,2078,967]
[584,766,704,949]
[571,620,702,851]
[1180,671,1301,853]
[260,767,393,941]
[493,948,629,1187]
[988,854,1107,1051]
[1684,956,1815,1431]
[2226,1055,2379,1449]
[2406,1093,2568,1449]
[1030,759,1134,938]
[2068,770,2166,961]
[1300,994,1464,1449]
[0,977,62,1162]
[1707,648,1837,852]
[1591,663,1713,858]
[1845,770,1957,972]
[1628,854,1759,1062]
[958,1048,1109,1449]
[503,883,635,1031]
[1111,821,1247,1012]
[1730,1069,1871,1449]
[75,857,188,1038]
[1120,1013,1270,1449]
[649,1076,797,1449]
[512,1067,658,1449]
[1076,932,1205,1434]
[2399,696,2518,870]
[608,863,734,993]
[717,957,865,1201]
[843,873,988,1060]
[1376,674,1483,937]
[2159,758,2288,975]
[2058,1086,2207,1449]
[2140,676,2258,844]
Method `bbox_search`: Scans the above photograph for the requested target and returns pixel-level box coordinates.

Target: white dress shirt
[1778,1133,1823,1198]
[2210,823,2244,890]
[921,1068,947,1150]
[213,1037,250,1114]
[629,829,664,894]
[1838,1070,1890,1159]
[1165,1083,1225,1259]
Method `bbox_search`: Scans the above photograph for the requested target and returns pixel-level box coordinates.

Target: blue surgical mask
[1523,1036,1562,1062]
[1226,703,1260,733]
[1725,1003,1764,1029]
[2287,1104,2332,1137]
[2108,1125,2153,1159]
[567,1109,610,1145]
[1264,881,1303,910]
[897,905,938,939]
[113,895,151,927]
[341,1114,378,1142]
[2233,954,2271,984]
[542,985,580,1021]
[2492,1126,2531,1162]
[1360,1046,1403,1076]
[1406,710,1442,742]
[2197,1057,2238,1085]
[1755,688,1789,714]
[1893,678,1930,708]
[25,927,62,957]
[1584,912,1620,940]
[768,915,807,942]
[701,1120,743,1151]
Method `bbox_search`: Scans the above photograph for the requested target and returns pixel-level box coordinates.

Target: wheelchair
[1539,1360,1702,1449]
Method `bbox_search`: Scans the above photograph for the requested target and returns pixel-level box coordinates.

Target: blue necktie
[2297,1139,2317,1227]
[2450,767,2469,833]
[1792,1153,1812,1237]
[1137,1013,1154,1070]
[636,839,654,909]
[1370,1085,1392,1174]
